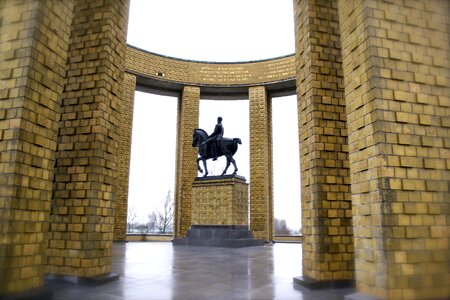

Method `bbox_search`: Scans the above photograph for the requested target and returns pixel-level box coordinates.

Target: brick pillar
[114,73,136,241]
[0,0,73,295]
[293,0,353,286]
[47,0,129,278]
[249,86,273,241]
[339,0,450,299]
[174,86,200,238]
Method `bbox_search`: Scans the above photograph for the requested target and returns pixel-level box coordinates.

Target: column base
[45,272,119,286]
[293,275,354,289]
[344,292,379,300]
[0,287,53,300]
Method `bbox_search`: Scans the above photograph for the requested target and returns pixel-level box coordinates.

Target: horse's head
[192,129,208,147]
[192,129,199,147]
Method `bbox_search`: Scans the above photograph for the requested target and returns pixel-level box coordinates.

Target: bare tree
[147,211,157,233]
[274,218,292,235]
[151,190,174,234]
[127,206,138,233]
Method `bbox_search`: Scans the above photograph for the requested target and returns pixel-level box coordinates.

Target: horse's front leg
[202,158,208,177]
[197,157,203,173]
[231,157,238,175]
[221,156,231,176]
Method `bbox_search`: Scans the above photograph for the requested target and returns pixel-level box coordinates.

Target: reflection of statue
[192,118,241,177]
[204,117,224,160]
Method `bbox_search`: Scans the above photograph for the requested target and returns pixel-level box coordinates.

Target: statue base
[173,225,265,248]
[191,174,248,225]
[174,175,264,247]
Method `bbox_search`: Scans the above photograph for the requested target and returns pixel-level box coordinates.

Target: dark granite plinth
[293,276,354,290]
[173,225,265,248]
[45,272,119,286]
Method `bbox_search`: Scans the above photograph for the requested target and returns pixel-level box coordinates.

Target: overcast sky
[126,0,301,231]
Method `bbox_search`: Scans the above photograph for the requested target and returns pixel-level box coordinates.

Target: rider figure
[207,116,224,160]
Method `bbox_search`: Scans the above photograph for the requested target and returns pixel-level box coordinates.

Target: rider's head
[218,116,222,123]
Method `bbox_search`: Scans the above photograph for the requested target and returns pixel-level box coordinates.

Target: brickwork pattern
[47,0,129,278]
[113,73,136,241]
[0,0,73,294]
[338,0,450,298]
[294,0,353,282]
[174,86,200,238]
[191,177,248,225]
[249,86,273,241]
[126,46,295,86]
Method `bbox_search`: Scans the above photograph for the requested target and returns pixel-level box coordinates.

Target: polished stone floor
[46,242,355,300]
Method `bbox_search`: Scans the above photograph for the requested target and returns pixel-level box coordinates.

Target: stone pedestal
[191,175,248,225]
[173,175,264,248]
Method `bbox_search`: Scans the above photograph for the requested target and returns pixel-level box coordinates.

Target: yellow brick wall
[191,177,248,225]
[174,86,200,238]
[294,0,353,282]
[114,73,136,241]
[338,0,450,298]
[249,86,273,241]
[47,0,129,278]
[0,0,74,294]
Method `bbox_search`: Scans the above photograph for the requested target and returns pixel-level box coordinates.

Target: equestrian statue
[192,117,241,177]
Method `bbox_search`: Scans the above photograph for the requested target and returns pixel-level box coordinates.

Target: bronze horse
[192,129,241,177]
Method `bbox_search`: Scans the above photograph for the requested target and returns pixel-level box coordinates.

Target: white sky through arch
[127,0,295,62]
[127,0,301,231]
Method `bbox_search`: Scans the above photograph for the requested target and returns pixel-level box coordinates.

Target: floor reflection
[171,245,276,299]
[47,242,354,300]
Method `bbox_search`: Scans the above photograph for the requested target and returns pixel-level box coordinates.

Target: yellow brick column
[339,0,450,299]
[174,86,200,238]
[293,0,353,286]
[114,73,136,241]
[249,86,273,241]
[47,0,130,279]
[0,0,73,296]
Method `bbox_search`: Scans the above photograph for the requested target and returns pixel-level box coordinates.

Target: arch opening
[127,91,178,234]
[272,95,301,237]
